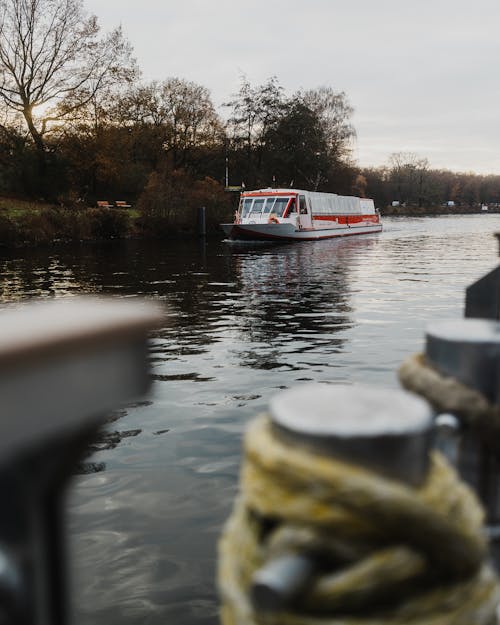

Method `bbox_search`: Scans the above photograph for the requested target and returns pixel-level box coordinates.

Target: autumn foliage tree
[224,76,356,190]
[300,86,355,162]
[0,0,135,193]
[116,79,224,170]
[263,100,331,189]
[138,160,231,235]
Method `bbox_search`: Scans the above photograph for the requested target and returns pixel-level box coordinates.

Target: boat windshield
[240,195,291,217]
[241,198,253,217]
[262,197,275,214]
[272,197,290,217]
[250,198,265,215]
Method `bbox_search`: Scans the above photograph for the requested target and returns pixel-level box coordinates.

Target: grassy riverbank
[0,197,133,246]
[0,196,228,247]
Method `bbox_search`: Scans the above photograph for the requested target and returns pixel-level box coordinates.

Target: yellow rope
[218,416,500,625]
[399,354,500,441]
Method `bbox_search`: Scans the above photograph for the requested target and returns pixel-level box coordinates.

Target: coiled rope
[218,415,500,625]
[399,353,500,452]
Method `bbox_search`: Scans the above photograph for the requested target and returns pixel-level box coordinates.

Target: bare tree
[388,152,429,206]
[115,78,223,168]
[160,78,223,166]
[300,86,356,161]
[225,76,284,150]
[0,0,136,174]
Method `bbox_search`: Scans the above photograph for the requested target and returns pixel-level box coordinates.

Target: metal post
[251,383,433,612]
[198,206,206,238]
[464,232,500,320]
[0,297,162,625]
[224,138,229,189]
[426,319,500,404]
[425,318,500,522]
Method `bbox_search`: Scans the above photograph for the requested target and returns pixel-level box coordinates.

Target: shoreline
[381,206,498,217]
[0,201,498,250]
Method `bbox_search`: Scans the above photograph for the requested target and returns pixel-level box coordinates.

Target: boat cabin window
[286,198,297,217]
[241,195,291,217]
[262,197,275,214]
[250,198,265,215]
[272,197,290,217]
[299,195,308,214]
[241,198,253,217]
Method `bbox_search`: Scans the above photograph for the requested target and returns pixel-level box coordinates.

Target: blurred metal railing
[0,297,162,625]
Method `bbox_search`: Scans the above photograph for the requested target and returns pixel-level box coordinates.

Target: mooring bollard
[269,384,433,487]
[426,318,500,404]
[465,232,500,320]
[424,318,500,524]
[399,323,500,525]
[398,234,500,525]
[0,297,162,625]
[218,383,499,625]
[251,384,433,612]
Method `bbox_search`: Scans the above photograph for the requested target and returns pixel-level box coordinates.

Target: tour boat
[221,188,382,241]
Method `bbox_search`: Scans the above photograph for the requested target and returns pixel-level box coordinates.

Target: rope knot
[218,416,500,625]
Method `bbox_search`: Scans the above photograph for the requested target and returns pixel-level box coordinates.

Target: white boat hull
[221,222,382,241]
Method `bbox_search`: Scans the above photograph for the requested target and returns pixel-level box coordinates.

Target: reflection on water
[0,215,500,625]
[231,239,356,359]
[77,403,153,475]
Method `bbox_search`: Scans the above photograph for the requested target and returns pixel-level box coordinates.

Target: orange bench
[115,201,132,208]
[97,200,113,208]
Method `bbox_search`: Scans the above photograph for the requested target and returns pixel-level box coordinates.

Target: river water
[0,215,499,624]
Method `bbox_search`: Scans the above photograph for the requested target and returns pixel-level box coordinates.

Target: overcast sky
[85,0,500,175]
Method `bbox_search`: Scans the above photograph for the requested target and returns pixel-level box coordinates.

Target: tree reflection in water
[76,402,153,474]
[228,238,375,370]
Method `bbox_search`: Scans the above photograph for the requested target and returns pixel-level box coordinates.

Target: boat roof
[241,188,310,196]
[241,188,375,202]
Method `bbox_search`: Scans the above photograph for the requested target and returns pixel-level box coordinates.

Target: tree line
[1,0,499,236]
[359,153,500,212]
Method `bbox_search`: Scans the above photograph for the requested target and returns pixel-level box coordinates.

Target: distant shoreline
[380,206,499,217]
